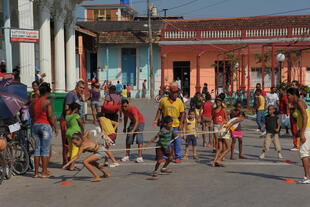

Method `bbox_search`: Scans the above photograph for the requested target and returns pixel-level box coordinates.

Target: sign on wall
[10,29,39,43]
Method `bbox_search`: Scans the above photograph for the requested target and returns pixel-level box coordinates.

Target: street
[0,99,309,207]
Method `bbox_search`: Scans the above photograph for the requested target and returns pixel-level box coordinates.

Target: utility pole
[3,0,13,73]
[147,0,155,98]
[163,9,168,17]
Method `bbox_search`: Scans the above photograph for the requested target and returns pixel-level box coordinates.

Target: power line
[254,7,310,17]
[180,0,231,16]
[163,0,201,11]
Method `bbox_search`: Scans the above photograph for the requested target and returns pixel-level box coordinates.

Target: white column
[65,17,77,91]
[54,10,66,92]
[18,0,35,89]
[39,1,52,84]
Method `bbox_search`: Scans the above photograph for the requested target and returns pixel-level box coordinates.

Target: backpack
[101,95,120,114]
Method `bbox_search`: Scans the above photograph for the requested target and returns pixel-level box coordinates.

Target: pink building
[159,15,310,100]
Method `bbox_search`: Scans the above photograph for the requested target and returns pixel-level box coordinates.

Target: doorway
[121,48,137,86]
[214,61,232,93]
[173,61,190,95]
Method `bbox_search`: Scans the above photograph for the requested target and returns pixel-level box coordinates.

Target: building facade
[159,15,310,98]
[0,0,85,91]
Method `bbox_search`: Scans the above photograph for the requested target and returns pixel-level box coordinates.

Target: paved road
[1,100,309,207]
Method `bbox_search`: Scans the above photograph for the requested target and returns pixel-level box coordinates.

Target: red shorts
[108,133,117,142]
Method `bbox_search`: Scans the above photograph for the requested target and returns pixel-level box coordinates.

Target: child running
[183,109,199,160]
[145,116,178,177]
[97,113,120,168]
[62,132,111,182]
[66,103,84,171]
[259,105,283,159]
[230,102,247,160]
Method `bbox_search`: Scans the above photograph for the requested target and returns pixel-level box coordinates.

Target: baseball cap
[170,86,179,92]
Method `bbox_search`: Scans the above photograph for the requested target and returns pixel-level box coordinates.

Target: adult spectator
[153,85,185,163]
[176,77,181,90]
[266,87,279,109]
[31,83,57,178]
[287,88,310,184]
[60,81,85,166]
[142,79,147,98]
[115,81,123,95]
[120,99,145,163]
[89,82,101,124]
[255,89,266,136]
[34,67,46,84]
[291,80,300,89]
[202,83,209,95]
[102,85,122,122]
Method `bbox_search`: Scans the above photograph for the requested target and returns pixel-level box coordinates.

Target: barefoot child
[62,132,112,182]
[230,102,247,160]
[97,113,120,168]
[66,103,84,171]
[145,116,178,177]
[259,105,283,159]
[183,109,199,160]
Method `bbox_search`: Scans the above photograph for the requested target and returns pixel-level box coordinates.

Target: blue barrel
[120,0,129,4]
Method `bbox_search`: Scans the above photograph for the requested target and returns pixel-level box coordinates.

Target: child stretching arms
[259,105,283,159]
[230,102,247,160]
[62,132,113,182]
[145,116,178,177]
[183,109,199,160]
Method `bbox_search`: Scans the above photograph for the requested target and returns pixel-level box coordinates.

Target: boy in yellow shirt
[183,109,198,160]
[97,113,120,168]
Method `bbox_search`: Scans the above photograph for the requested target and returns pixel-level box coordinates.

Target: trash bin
[50,93,67,119]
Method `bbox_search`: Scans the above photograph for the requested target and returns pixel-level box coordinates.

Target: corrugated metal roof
[77,21,164,33]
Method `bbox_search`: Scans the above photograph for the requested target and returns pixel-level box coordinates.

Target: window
[306,67,310,84]
[250,67,280,88]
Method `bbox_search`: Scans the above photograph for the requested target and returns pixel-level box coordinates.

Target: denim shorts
[186,135,197,146]
[32,123,53,157]
[91,101,101,109]
[126,123,144,145]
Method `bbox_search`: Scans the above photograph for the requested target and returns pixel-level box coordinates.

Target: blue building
[78,21,164,98]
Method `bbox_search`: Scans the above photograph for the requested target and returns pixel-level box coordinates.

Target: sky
[76,0,310,20]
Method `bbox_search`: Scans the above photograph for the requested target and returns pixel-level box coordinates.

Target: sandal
[32,174,40,178]
[40,175,50,179]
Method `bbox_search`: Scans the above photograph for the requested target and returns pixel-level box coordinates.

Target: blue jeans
[256,110,265,132]
[172,127,183,160]
[32,123,52,157]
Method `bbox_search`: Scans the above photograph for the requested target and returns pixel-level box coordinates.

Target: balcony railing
[162,26,310,41]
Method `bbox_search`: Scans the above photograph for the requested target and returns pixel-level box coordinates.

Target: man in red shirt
[120,99,145,163]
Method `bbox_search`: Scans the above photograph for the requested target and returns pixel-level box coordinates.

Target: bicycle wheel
[9,141,29,175]
[0,152,5,184]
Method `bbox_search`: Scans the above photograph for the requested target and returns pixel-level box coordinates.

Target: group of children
[60,89,287,181]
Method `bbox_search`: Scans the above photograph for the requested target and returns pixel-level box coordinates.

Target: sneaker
[103,161,109,167]
[135,157,144,163]
[121,156,130,162]
[259,153,265,159]
[160,168,172,173]
[256,129,261,132]
[278,153,283,159]
[175,159,182,164]
[298,178,310,184]
[152,171,158,177]
[290,148,299,152]
[261,131,266,136]
[109,162,120,168]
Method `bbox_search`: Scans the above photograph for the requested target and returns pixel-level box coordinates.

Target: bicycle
[0,134,13,183]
